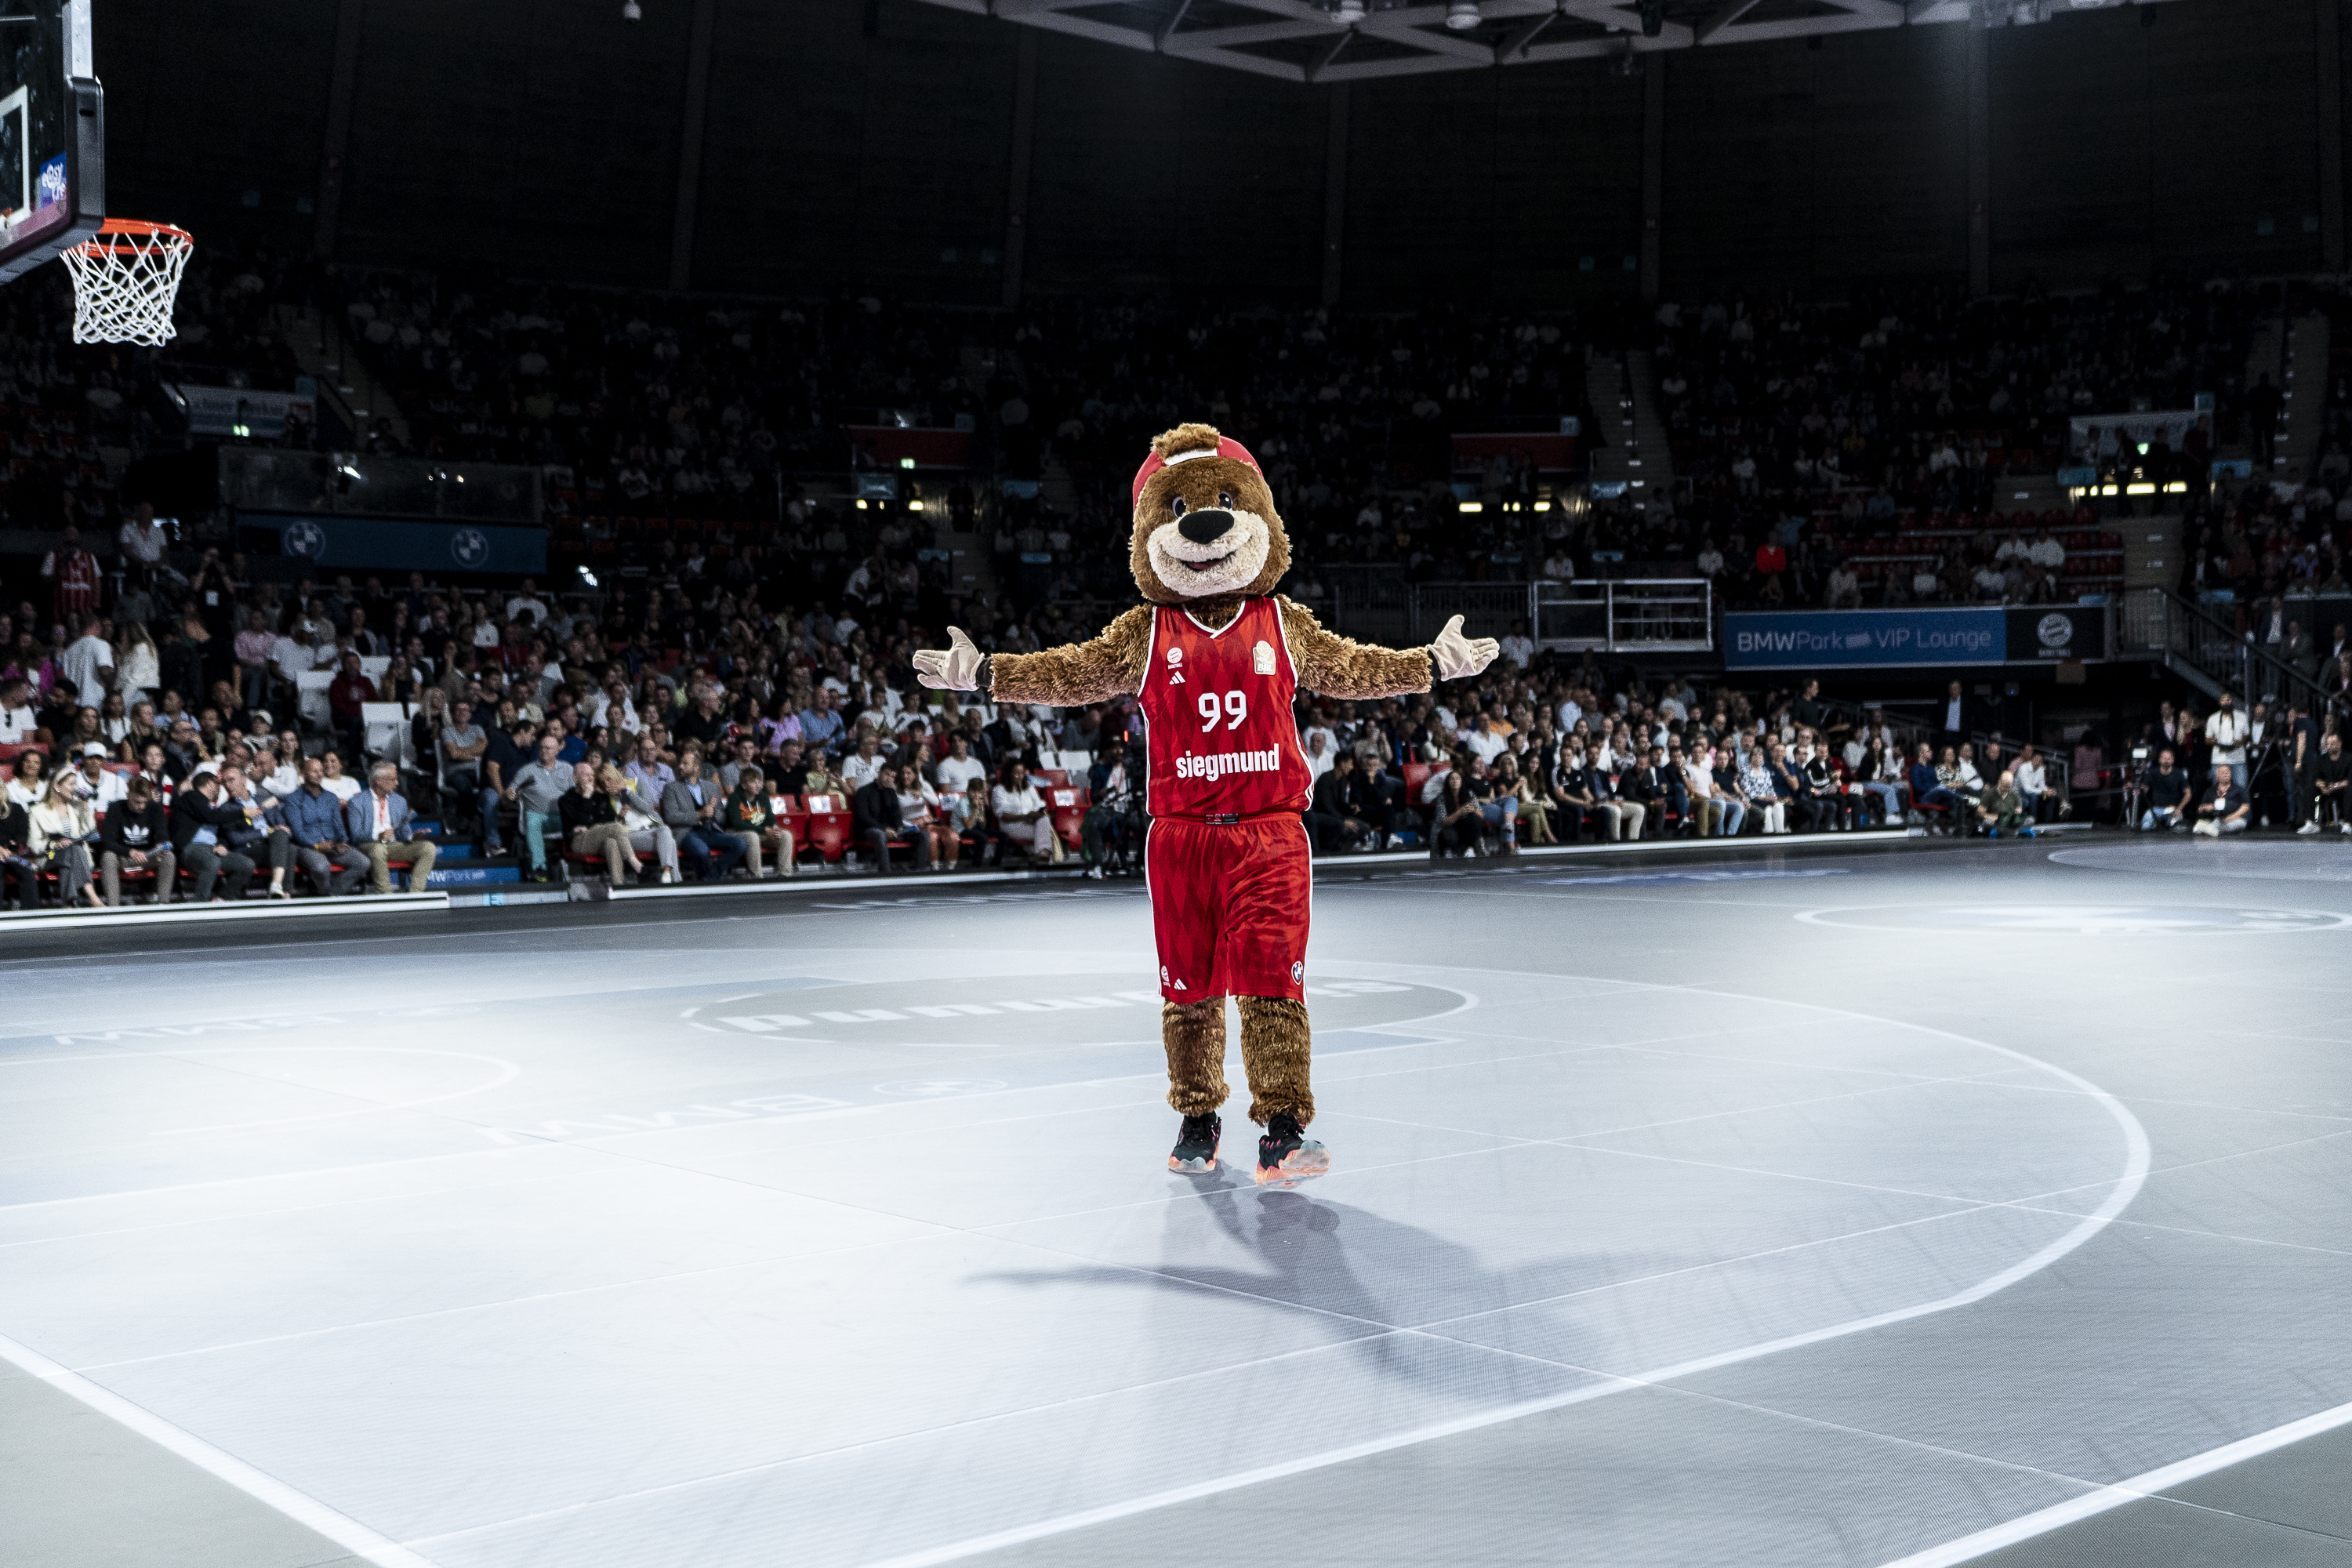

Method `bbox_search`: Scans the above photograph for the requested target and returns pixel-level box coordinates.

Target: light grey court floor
[2,837,2349,1568]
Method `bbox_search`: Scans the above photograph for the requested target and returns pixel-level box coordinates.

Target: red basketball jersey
[1138,597,1312,819]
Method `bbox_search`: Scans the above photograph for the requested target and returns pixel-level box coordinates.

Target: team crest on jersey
[1165,647,1184,684]
[1253,640,1276,675]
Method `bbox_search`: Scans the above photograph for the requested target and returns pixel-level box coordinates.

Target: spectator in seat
[30,771,100,907]
[327,652,378,766]
[898,763,958,872]
[1583,744,1646,842]
[2192,763,2251,837]
[1082,749,1138,871]
[1853,737,1904,826]
[346,762,438,895]
[610,764,681,883]
[234,609,275,713]
[2140,746,2191,831]
[1548,745,1597,843]
[505,733,573,881]
[1907,742,1961,829]
[319,749,363,805]
[800,746,849,807]
[989,760,1062,866]
[854,760,929,873]
[99,775,174,905]
[169,770,255,902]
[1800,742,1859,830]
[1737,739,1785,834]
[1976,770,2033,837]
[1305,750,1370,854]
[1627,744,1680,837]
[1497,753,1554,845]
[557,761,631,884]
[2304,729,2352,833]
[284,757,369,896]
[1680,742,1726,837]
[841,731,889,793]
[218,764,296,899]
[2012,743,2051,823]
[438,699,491,844]
[1428,767,1483,859]
[1465,757,1519,851]
[1710,742,1752,837]
[721,764,795,878]
[0,782,36,907]
[935,734,987,800]
[662,745,746,881]
[1356,756,1407,851]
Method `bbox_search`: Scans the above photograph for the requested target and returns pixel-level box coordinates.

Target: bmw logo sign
[282,518,327,560]
[450,528,490,568]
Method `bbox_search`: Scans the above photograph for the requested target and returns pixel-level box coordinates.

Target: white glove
[913,626,985,691]
[1429,615,1500,682]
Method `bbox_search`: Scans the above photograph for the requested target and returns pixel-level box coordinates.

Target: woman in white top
[896,767,958,870]
[28,772,100,906]
[6,746,51,810]
[114,622,160,708]
[319,750,364,803]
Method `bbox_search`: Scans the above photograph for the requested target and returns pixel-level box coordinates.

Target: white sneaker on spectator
[2299,821,2321,835]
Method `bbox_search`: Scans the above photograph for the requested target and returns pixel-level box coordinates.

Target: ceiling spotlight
[622,0,641,19]
[1445,0,1481,27]
[1333,0,1366,20]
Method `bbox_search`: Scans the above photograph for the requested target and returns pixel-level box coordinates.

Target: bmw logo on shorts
[1290,960,1304,982]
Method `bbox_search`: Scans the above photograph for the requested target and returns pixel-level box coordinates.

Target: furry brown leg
[1163,999,1229,1116]
[1236,995,1314,1127]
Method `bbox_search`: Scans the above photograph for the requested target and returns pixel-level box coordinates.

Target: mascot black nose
[1177,509,1235,544]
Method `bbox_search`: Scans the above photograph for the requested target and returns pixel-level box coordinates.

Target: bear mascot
[914,423,1498,1184]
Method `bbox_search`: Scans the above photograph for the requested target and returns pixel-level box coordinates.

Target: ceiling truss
[912,0,2171,83]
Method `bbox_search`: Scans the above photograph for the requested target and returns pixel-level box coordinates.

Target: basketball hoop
[60,219,192,347]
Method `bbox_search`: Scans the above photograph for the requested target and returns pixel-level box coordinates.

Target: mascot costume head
[916,423,1497,1185]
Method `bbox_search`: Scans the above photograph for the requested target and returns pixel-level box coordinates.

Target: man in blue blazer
[345,761,438,895]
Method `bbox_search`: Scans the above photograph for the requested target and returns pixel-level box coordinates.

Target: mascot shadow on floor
[916,423,1497,1184]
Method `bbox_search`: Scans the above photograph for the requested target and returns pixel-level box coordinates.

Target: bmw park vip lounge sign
[1724,607,2107,670]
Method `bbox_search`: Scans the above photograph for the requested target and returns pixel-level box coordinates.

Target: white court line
[836,978,2154,1568]
[5,960,2151,1568]
[0,1327,441,1568]
[1874,1397,2352,1567]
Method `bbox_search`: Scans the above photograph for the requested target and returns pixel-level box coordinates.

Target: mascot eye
[1218,491,1233,509]
[1169,496,1187,518]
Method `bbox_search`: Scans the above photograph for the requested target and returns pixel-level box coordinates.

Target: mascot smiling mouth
[1145,505,1272,600]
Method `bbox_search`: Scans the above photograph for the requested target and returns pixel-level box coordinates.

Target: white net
[60,220,193,347]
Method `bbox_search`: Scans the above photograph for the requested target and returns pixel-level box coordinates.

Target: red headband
[1131,435,1263,506]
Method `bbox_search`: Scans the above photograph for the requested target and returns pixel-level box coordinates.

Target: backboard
[0,0,100,285]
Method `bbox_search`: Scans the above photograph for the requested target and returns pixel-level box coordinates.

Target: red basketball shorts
[1145,814,1312,1004]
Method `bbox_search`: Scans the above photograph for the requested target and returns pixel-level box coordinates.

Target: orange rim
[74,218,193,255]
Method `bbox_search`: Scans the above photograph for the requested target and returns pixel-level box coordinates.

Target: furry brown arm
[989,604,1154,707]
[1276,597,1432,699]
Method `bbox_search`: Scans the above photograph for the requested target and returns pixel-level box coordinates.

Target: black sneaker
[1168,1112,1221,1174]
[1255,1110,1330,1187]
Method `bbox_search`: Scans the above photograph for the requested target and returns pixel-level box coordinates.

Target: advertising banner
[1724,608,2006,670]
[172,384,315,439]
[2064,409,2204,460]
[238,514,546,575]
